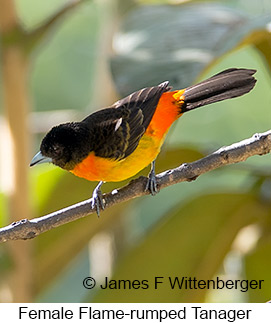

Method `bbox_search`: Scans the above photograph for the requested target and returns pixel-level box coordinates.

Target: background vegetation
[0,0,271,302]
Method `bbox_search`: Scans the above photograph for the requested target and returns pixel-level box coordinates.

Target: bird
[30,68,257,215]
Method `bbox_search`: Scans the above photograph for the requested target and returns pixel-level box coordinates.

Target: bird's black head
[40,122,92,170]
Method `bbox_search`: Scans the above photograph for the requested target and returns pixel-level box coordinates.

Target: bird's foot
[145,168,159,196]
[91,182,105,217]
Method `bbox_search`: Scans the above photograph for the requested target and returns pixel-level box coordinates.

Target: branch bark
[0,130,271,243]
[26,0,86,53]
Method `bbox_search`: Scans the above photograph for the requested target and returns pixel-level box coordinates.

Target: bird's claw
[145,170,159,196]
[91,187,105,217]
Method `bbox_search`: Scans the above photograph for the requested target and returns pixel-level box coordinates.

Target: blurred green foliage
[1,0,271,303]
[93,193,266,302]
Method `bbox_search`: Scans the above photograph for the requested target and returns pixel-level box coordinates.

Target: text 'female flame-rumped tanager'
[30,68,256,215]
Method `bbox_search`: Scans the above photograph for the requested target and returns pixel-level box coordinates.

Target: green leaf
[245,230,271,302]
[15,0,74,30]
[31,1,100,112]
[111,3,271,96]
[30,166,64,212]
[0,246,13,278]
[91,193,261,302]
[246,30,271,70]
[32,168,135,295]
[0,193,8,227]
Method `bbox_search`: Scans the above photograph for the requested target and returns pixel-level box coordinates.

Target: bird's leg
[145,160,159,195]
[91,181,105,217]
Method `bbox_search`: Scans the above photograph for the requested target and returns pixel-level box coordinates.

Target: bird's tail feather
[181,68,256,113]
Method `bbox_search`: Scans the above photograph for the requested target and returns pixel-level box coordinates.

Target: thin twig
[26,0,86,52]
[0,130,271,243]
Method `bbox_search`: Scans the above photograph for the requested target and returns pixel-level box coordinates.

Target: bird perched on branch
[31,68,256,215]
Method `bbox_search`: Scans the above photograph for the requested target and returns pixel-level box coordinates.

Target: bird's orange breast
[70,90,185,182]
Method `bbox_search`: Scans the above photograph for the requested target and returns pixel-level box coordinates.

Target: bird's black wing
[82,82,171,160]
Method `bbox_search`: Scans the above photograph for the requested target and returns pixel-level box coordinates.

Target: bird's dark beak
[30,151,52,167]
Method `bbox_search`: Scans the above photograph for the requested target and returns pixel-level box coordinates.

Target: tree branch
[1,130,271,243]
[25,0,87,53]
